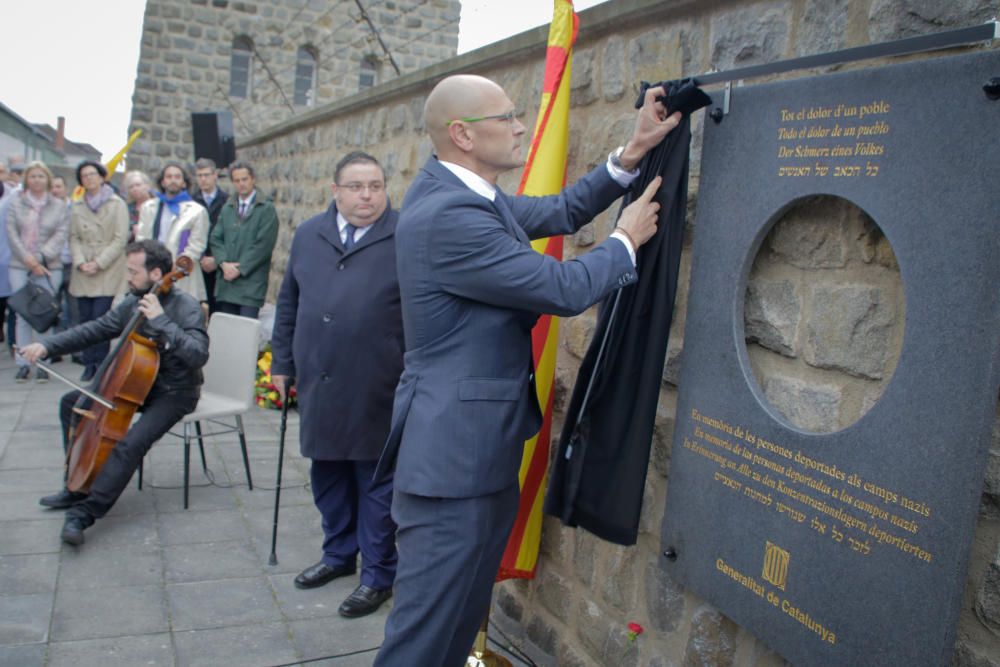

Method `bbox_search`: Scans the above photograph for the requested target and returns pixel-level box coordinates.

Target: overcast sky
[0,0,609,164]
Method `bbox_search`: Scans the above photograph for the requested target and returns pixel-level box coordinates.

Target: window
[359,56,379,90]
[230,36,253,99]
[294,46,318,106]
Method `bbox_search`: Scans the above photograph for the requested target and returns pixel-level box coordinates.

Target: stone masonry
[231,0,1000,664]
[126,0,461,173]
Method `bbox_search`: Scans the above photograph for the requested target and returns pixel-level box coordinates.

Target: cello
[38,258,194,492]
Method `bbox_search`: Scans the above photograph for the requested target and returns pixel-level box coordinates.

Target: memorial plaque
[660,49,1000,666]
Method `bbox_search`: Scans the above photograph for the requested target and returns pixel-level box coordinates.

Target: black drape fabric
[544,79,710,545]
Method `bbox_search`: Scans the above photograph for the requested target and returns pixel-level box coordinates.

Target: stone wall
[126,0,460,173]
[237,0,1000,664]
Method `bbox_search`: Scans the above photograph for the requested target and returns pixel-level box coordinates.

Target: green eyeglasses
[446,110,518,127]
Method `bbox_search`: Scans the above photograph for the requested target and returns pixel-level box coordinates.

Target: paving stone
[157,508,251,545]
[233,478,315,511]
[51,584,168,641]
[0,445,64,472]
[167,576,283,631]
[103,485,159,517]
[86,515,159,549]
[1,492,63,521]
[0,642,46,666]
[0,593,53,645]
[172,622,298,667]
[0,554,58,596]
[0,518,63,556]
[163,540,263,583]
[47,633,174,667]
[0,468,65,494]
[269,572,361,621]
[152,483,239,514]
[58,545,163,591]
[289,615,388,663]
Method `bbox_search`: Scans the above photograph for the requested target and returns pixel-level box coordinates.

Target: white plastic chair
[161,312,260,508]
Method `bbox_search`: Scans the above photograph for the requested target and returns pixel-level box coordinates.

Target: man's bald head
[422,74,526,182]
[424,75,508,151]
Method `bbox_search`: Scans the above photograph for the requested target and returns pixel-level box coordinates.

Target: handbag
[9,275,61,333]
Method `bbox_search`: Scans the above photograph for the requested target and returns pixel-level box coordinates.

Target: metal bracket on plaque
[701,20,998,121]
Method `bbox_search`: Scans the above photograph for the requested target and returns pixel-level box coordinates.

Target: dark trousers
[215,301,259,319]
[374,484,519,667]
[76,296,114,367]
[60,388,199,525]
[202,268,217,314]
[56,264,78,332]
[311,459,397,589]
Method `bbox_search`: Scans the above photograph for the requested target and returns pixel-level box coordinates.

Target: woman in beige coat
[69,160,129,381]
[6,161,69,382]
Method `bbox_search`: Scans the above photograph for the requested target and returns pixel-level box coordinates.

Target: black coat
[271,201,404,461]
[42,289,209,394]
[192,189,229,306]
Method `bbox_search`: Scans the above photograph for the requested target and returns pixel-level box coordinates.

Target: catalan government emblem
[762,541,790,591]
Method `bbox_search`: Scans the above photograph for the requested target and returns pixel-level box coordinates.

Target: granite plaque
[660,49,1000,666]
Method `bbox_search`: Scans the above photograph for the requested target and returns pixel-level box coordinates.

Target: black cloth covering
[544,79,710,545]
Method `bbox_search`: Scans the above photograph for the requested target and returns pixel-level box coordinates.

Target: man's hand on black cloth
[621,86,683,170]
[616,176,663,249]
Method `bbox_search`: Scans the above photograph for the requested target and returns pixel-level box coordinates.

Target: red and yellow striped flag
[496,0,578,581]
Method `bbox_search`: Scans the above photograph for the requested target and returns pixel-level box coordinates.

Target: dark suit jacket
[193,189,229,306]
[192,189,229,229]
[374,157,637,498]
[271,202,403,460]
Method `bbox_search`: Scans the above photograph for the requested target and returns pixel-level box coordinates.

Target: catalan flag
[496,0,578,581]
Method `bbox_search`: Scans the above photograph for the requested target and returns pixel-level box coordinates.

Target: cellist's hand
[17,343,48,363]
[138,293,164,320]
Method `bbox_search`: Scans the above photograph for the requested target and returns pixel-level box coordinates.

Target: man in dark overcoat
[271,151,403,618]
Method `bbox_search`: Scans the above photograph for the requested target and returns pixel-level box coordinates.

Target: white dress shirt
[337,211,373,245]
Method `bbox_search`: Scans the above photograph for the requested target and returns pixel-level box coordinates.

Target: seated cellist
[19,239,209,546]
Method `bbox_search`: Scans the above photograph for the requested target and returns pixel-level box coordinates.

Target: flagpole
[466,601,512,667]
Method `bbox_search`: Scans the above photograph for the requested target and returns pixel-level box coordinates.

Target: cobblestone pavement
[0,351,388,667]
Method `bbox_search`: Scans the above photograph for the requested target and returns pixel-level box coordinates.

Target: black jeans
[60,388,199,525]
[215,301,260,319]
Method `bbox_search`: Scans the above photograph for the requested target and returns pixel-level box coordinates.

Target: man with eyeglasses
[372,74,680,666]
[271,151,403,618]
[206,160,278,318]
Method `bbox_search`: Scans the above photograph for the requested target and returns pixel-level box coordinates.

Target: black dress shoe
[61,517,86,546]
[338,584,392,618]
[39,489,88,509]
[293,561,356,590]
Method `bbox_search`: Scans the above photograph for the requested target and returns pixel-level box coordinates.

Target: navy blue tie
[344,223,357,251]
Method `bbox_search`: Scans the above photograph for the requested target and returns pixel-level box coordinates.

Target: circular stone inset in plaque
[740,195,905,434]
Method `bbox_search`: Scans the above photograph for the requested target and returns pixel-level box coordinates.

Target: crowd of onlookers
[0,156,278,384]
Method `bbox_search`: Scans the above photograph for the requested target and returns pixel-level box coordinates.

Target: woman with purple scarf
[5,161,70,382]
[68,160,129,381]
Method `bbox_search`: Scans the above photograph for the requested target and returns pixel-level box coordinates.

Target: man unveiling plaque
[660,48,1000,666]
